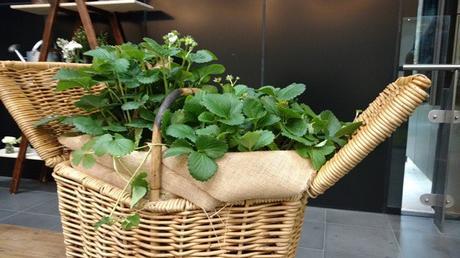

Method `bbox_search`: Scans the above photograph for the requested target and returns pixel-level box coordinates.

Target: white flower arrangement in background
[2,136,20,154]
[56,38,83,63]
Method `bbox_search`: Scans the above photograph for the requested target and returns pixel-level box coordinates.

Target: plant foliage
[163,80,361,181]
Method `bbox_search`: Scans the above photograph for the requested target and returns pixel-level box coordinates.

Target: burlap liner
[59,135,315,210]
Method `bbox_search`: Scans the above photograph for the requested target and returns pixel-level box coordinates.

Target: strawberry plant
[162,79,361,181]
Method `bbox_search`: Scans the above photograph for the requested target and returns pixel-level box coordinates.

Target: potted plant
[40,30,362,230]
[3,30,431,258]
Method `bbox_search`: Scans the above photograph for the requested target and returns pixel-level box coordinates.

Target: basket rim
[0,60,90,69]
[53,161,305,213]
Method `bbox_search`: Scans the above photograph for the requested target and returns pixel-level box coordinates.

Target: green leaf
[196,125,220,136]
[72,117,104,135]
[164,139,194,157]
[125,119,152,130]
[120,43,145,61]
[113,58,130,73]
[285,119,308,136]
[243,98,266,120]
[300,104,317,117]
[238,130,275,151]
[138,70,160,84]
[150,94,165,103]
[308,149,327,170]
[166,124,196,142]
[71,149,84,165]
[187,151,218,181]
[218,113,245,126]
[276,83,306,100]
[82,153,96,169]
[171,110,188,124]
[139,108,156,121]
[234,84,251,97]
[109,135,135,157]
[279,106,303,119]
[334,121,362,138]
[85,48,114,61]
[103,123,127,132]
[257,85,278,96]
[320,111,342,137]
[144,38,180,56]
[121,101,143,111]
[190,49,217,63]
[71,149,95,169]
[254,130,275,149]
[183,93,206,115]
[258,114,281,128]
[94,134,134,157]
[201,85,219,93]
[260,96,279,115]
[164,146,194,157]
[202,93,243,125]
[194,64,225,79]
[281,130,315,146]
[198,112,216,123]
[94,216,113,229]
[55,69,96,90]
[130,172,149,208]
[34,115,65,127]
[121,214,141,230]
[75,95,109,111]
[297,145,336,170]
[196,135,228,159]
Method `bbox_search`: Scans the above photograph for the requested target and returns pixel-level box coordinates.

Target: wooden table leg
[109,13,125,45]
[75,0,98,49]
[9,135,28,194]
[38,0,61,61]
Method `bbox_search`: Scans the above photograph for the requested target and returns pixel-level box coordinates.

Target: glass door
[398,0,460,233]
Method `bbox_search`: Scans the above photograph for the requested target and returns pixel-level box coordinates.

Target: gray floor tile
[387,214,439,235]
[0,209,17,221]
[305,207,325,223]
[0,176,56,192]
[326,209,390,229]
[325,223,399,258]
[296,247,324,258]
[441,219,460,239]
[0,188,56,211]
[23,196,59,216]
[395,230,460,258]
[325,250,394,258]
[0,212,61,231]
[299,221,325,250]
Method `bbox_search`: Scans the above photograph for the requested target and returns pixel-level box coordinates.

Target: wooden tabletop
[0,224,65,258]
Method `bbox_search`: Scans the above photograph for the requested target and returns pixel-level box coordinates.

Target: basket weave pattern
[0,61,431,257]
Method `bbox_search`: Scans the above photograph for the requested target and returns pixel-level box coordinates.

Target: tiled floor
[1,177,460,258]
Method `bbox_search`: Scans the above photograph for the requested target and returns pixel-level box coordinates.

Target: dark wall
[0,2,45,178]
[0,0,410,211]
[264,0,401,211]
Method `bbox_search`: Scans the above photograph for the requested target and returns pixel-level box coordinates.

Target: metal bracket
[420,193,454,208]
[428,110,460,124]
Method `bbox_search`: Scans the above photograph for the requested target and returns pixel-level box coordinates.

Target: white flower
[166,33,178,44]
[183,36,197,47]
[64,40,83,51]
[213,77,222,83]
[2,136,18,145]
[226,75,234,82]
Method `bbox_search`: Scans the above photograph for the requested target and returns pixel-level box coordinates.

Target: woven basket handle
[307,75,432,198]
[149,88,199,200]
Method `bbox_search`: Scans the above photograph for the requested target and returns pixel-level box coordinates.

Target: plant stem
[107,147,152,218]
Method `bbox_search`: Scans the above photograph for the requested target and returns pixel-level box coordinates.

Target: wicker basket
[0,61,431,257]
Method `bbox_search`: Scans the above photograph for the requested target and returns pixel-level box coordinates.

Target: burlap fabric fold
[59,135,314,210]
